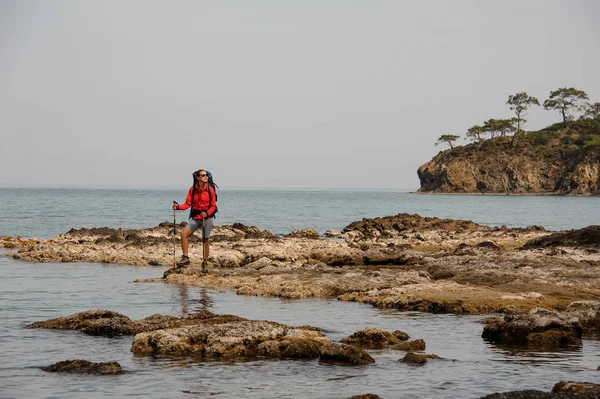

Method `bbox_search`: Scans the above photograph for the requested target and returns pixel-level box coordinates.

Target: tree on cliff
[507,92,540,146]
[543,87,589,127]
[435,134,460,149]
[465,125,485,142]
[482,118,516,139]
[581,102,600,121]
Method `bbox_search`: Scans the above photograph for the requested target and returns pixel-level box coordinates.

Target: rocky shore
[3,213,599,315]
[4,213,600,397]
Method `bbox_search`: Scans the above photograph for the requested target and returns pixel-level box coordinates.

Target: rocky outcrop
[4,214,600,315]
[28,309,376,365]
[417,128,600,195]
[481,303,600,347]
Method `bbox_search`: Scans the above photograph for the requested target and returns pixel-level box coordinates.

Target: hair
[193,169,218,189]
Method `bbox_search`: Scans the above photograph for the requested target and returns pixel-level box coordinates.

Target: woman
[173,169,217,271]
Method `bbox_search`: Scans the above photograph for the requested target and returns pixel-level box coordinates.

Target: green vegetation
[435,87,598,157]
[507,92,540,146]
[442,119,600,166]
[435,134,460,149]
[543,87,589,127]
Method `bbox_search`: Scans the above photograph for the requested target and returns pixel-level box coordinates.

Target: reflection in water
[178,285,213,316]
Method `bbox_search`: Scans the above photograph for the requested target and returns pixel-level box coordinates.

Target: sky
[0,1,599,190]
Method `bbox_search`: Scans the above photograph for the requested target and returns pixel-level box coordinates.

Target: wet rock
[318,342,375,365]
[400,352,441,365]
[482,308,582,347]
[564,301,600,337]
[393,330,410,341]
[256,338,323,359]
[131,319,332,361]
[41,359,122,375]
[26,309,227,337]
[478,390,554,398]
[479,383,600,399]
[285,228,320,239]
[26,309,136,337]
[523,226,600,249]
[394,339,426,352]
[350,395,381,399]
[340,327,408,349]
[552,381,600,395]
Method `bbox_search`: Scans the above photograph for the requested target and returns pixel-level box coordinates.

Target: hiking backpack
[190,170,219,218]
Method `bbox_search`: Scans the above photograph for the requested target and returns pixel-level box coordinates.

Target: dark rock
[41,359,122,375]
[394,339,426,352]
[482,308,582,347]
[340,327,407,349]
[319,343,375,365]
[523,226,600,249]
[400,352,441,365]
[552,381,600,395]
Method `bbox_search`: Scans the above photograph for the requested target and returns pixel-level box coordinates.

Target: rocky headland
[417,121,600,195]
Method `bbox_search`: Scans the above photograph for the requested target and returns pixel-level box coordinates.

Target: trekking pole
[172,201,178,268]
[201,218,207,274]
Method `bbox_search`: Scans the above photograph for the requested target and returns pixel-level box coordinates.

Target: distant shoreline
[409,190,597,197]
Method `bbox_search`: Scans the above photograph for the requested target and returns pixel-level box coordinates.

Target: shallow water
[1,252,598,399]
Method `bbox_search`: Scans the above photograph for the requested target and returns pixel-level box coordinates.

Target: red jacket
[177,183,217,219]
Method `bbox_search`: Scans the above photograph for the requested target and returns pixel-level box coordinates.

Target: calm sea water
[0,187,598,238]
[1,187,599,398]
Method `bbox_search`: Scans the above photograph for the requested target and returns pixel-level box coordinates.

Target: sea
[0,187,599,399]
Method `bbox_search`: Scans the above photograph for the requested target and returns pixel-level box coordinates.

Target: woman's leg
[180,227,192,256]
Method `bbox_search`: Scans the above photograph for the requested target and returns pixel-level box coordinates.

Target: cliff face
[417,126,600,195]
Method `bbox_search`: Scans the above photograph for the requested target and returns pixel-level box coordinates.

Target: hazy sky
[1,1,598,189]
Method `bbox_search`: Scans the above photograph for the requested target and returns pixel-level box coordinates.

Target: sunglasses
[198,173,208,177]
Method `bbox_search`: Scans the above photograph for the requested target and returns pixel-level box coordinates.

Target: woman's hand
[200,211,207,218]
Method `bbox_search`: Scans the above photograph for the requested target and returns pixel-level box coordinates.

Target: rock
[129,318,329,358]
[416,126,600,196]
[318,342,375,366]
[340,327,408,349]
[552,381,600,395]
[482,308,582,347]
[41,359,122,374]
[478,381,600,398]
[523,226,600,249]
[400,352,441,365]
[26,309,135,337]
[285,228,320,238]
[394,339,426,352]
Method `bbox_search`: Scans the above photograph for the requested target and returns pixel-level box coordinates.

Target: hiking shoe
[176,255,190,267]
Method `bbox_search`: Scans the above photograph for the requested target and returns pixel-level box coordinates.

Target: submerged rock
[41,359,122,375]
[400,352,442,365]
